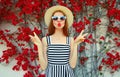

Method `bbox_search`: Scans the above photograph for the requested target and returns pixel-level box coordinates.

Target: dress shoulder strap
[66,36,70,45]
[46,36,51,45]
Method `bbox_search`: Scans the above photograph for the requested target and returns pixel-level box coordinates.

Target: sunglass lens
[52,16,66,20]
[52,17,58,20]
[60,16,66,20]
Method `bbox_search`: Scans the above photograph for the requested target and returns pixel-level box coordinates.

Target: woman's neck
[53,29,65,37]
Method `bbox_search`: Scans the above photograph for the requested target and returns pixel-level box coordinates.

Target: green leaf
[105,48,110,52]
[100,72,103,75]
[88,17,94,20]
[99,41,102,44]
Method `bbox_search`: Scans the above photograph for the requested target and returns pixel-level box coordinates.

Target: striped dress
[45,36,75,77]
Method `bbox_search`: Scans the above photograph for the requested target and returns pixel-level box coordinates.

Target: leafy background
[0,0,120,77]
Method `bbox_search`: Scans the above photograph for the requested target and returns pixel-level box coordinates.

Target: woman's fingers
[33,32,37,36]
[29,34,36,43]
[33,32,39,39]
[29,35,33,38]
[29,35,34,41]
[80,29,84,36]
[82,33,88,37]
[75,30,88,44]
[77,30,85,38]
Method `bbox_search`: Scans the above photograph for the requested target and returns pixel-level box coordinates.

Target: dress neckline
[48,44,69,46]
[49,36,68,45]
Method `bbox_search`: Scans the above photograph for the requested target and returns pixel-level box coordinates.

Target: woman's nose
[57,19,62,22]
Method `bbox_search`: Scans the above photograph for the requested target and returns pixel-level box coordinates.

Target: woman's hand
[29,32,42,46]
[74,30,88,45]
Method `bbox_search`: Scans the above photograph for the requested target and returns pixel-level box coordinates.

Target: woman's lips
[58,23,61,27]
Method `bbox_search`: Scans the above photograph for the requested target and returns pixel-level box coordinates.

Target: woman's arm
[29,33,47,71]
[69,30,88,68]
[69,37,78,68]
[37,37,48,71]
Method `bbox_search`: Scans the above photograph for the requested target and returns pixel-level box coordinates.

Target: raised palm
[29,32,42,45]
[74,30,88,45]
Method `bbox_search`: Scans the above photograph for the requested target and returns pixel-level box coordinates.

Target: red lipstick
[58,23,61,27]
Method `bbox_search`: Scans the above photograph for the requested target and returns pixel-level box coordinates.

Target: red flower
[75,28,83,33]
[30,51,38,61]
[105,58,114,65]
[106,52,115,59]
[107,8,116,17]
[85,0,98,6]
[89,14,93,16]
[110,0,116,8]
[33,27,41,35]
[116,42,120,47]
[92,19,101,29]
[112,27,119,34]
[0,0,12,6]
[84,17,90,25]
[0,30,4,34]
[79,46,85,52]
[3,42,16,55]
[22,5,33,14]
[15,54,28,63]
[29,65,36,70]
[18,43,25,47]
[98,65,103,71]
[0,42,3,44]
[84,39,92,44]
[34,44,38,51]
[24,71,34,77]
[73,5,82,12]
[34,65,40,74]
[22,62,28,71]
[3,11,19,25]
[115,52,120,60]
[107,8,120,21]
[17,33,30,42]
[22,48,29,55]
[5,29,10,32]
[17,27,32,41]
[114,37,118,41]
[0,48,17,63]
[12,19,19,25]
[101,51,120,72]
[80,57,88,65]
[21,27,32,34]
[88,34,92,39]
[38,74,45,77]
[111,65,119,71]
[72,22,78,28]
[12,65,20,71]
[73,21,85,33]
[102,58,106,63]
[57,0,67,6]
[100,36,105,40]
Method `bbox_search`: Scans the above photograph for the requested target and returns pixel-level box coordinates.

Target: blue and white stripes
[45,36,75,77]
[47,44,70,65]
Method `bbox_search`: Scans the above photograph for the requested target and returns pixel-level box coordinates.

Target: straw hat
[44,5,74,27]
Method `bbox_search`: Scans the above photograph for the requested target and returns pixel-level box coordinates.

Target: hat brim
[44,5,73,27]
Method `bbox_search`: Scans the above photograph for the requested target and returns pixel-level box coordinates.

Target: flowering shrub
[0,0,120,77]
[99,51,120,73]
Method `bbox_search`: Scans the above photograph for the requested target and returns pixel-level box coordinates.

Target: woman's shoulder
[68,36,74,44]
[42,35,50,40]
[42,36,46,40]
[42,36,47,46]
[68,36,74,40]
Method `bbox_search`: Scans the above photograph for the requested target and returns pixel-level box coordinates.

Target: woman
[29,5,87,77]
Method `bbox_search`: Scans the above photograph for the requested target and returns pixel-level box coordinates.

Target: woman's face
[52,12,66,29]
